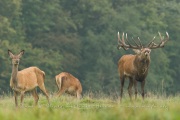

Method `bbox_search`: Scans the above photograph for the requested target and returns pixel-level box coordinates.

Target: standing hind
[8,50,50,106]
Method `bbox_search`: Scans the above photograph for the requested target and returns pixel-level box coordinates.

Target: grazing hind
[55,72,82,99]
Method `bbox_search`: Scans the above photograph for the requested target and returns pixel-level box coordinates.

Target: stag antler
[147,32,169,49]
[117,32,143,50]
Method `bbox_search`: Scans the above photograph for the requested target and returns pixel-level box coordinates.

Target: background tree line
[0,0,179,95]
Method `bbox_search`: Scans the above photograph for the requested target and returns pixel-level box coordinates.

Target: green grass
[0,94,179,120]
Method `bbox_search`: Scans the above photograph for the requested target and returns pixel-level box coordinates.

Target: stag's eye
[145,50,150,53]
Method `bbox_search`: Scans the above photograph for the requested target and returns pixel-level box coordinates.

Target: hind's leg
[77,91,82,99]
[14,91,18,107]
[39,84,50,105]
[20,91,25,106]
[31,89,39,105]
[56,88,66,97]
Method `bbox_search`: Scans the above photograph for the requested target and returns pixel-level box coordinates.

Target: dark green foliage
[0,0,179,95]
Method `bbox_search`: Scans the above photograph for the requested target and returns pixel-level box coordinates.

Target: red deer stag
[8,50,50,106]
[117,32,169,101]
[55,72,82,99]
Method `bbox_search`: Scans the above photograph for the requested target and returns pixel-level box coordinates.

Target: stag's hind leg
[31,89,39,105]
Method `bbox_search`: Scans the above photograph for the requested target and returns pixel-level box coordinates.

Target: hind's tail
[56,76,62,90]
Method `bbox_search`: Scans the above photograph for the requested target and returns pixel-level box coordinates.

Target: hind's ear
[18,50,25,58]
[8,50,14,58]
[133,49,141,54]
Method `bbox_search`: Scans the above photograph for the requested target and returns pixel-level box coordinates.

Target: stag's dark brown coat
[117,32,169,101]
[118,48,151,101]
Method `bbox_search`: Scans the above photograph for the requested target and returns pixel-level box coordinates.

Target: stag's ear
[8,50,14,58]
[18,50,25,58]
[133,49,141,54]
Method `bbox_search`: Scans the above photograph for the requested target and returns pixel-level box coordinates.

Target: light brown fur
[8,50,49,106]
[55,72,82,99]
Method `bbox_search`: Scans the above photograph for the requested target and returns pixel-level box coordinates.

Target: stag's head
[117,32,169,59]
[8,50,25,65]
[133,48,151,60]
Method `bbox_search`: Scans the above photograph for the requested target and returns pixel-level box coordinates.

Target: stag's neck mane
[134,54,151,75]
[11,64,19,85]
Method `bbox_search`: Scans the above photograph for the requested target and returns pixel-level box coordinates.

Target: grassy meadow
[0,93,179,120]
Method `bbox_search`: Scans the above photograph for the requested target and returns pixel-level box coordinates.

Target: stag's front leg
[120,76,125,101]
[141,80,145,100]
[128,78,133,101]
[134,79,138,100]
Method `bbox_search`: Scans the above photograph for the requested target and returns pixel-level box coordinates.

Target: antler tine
[117,32,144,50]
[147,36,156,47]
[124,33,138,49]
[122,32,129,50]
[122,32,125,43]
[158,31,169,42]
[117,32,121,49]
[162,31,169,44]
[117,32,128,50]
[117,32,121,43]
[165,32,169,41]
[132,37,140,47]
[126,33,128,40]
[138,37,143,48]
[158,32,163,42]
[148,32,169,49]
[124,33,132,46]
